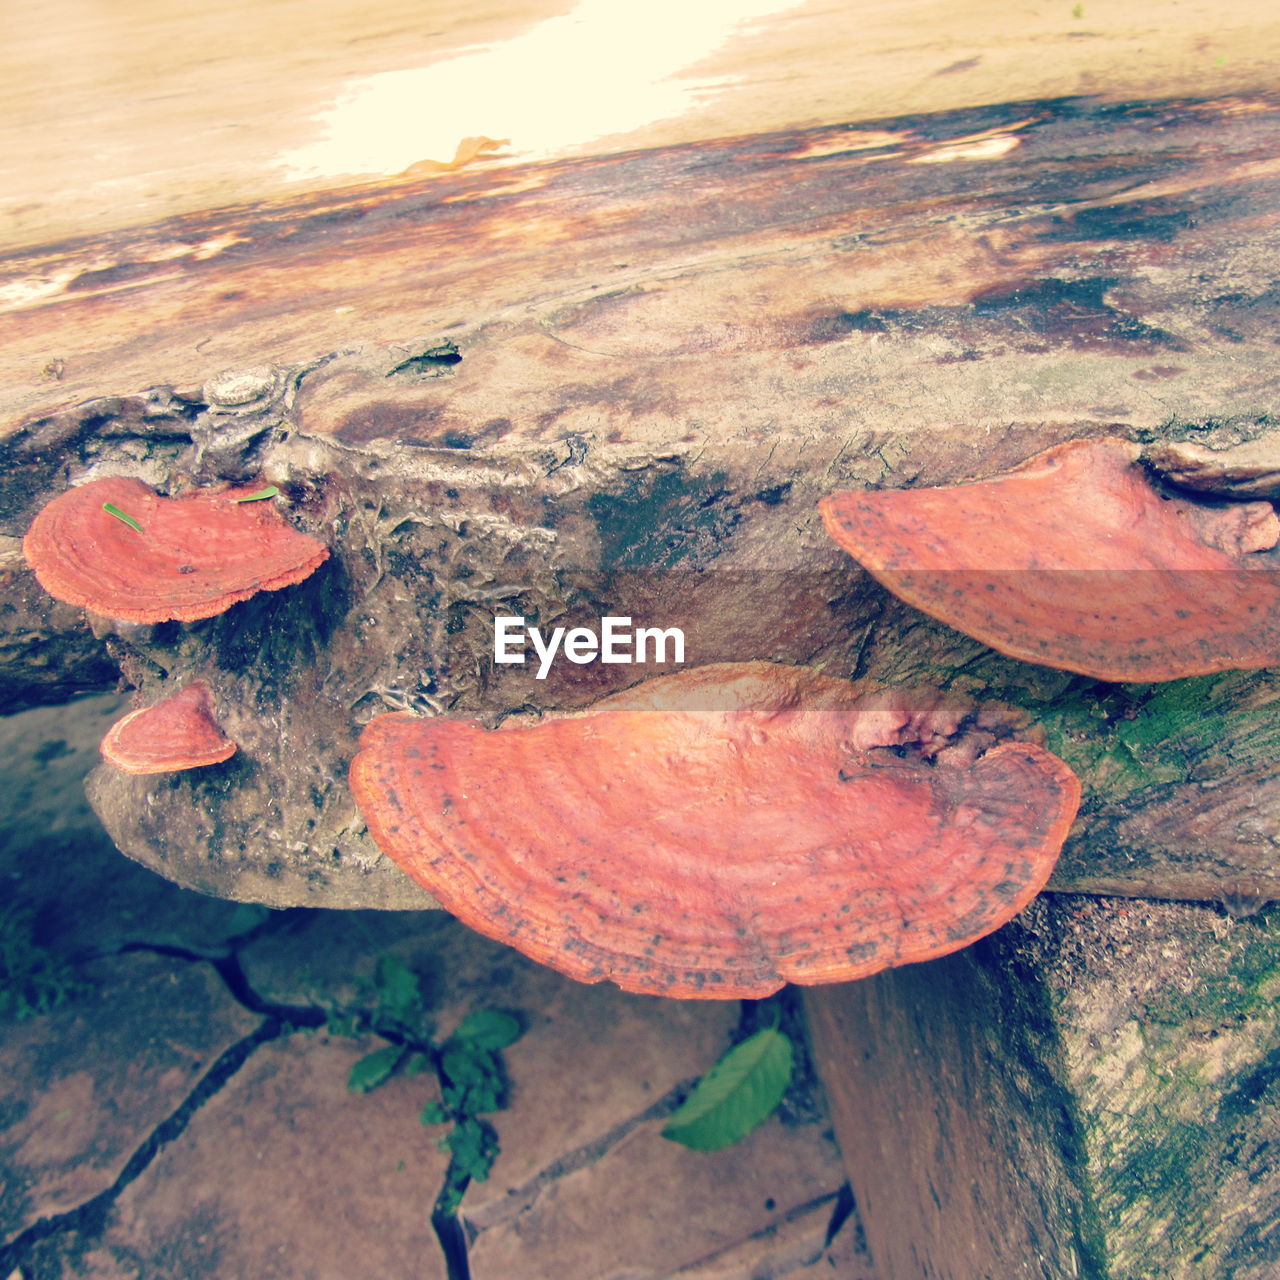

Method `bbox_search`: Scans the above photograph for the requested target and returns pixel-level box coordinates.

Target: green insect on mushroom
[102,502,143,532]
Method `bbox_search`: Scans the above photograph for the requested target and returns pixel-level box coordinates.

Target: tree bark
[3,96,1280,908]
[805,896,1280,1279]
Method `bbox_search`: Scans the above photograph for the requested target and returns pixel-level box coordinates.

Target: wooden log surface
[5,91,1280,432]
[5,0,1278,257]
[4,93,1280,907]
[8,86,1280,447]
[803,933,1096,1280]
[806,896,1280,1279]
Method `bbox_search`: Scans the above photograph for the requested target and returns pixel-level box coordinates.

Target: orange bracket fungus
[350,662,1080,999]
[100,680,237,774]
[23,476,328,623]
[820,437,1280,682]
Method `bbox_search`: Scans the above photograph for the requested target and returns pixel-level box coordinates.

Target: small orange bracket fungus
[100,680,237,774]
[350,662,1080,999]
[820,437,1280,682]
[23,476,328,623]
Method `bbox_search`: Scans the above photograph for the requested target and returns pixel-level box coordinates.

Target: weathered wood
[4,96,1280,906]
[803,934,1096,1279]
[1044,897,1280,1279]
[805,897,1280,1278]
[7,2,1278,257]
[6,94,1280,433]
[0,537,118,712]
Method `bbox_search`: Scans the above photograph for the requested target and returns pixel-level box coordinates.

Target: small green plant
[423,1008,523,1211]
[0,902,89,1022]
[232,486,280,503]
[331,955,524,1214]
[662,1024,794,1152]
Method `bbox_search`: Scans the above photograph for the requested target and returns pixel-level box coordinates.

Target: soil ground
[0,694,872,1279]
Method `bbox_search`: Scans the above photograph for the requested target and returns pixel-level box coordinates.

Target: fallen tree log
[7,80,1280,1280]
[3,95,1280,912]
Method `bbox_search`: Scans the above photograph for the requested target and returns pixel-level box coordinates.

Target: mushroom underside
[350,663,1080,998]
[819,436,1280,681]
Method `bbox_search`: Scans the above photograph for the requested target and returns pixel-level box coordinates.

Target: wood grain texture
[803,935,1096,1279]
[5,0,1278,253]
[6,94,1280,434]
[804,897,1280,1278]
[5,95,1280,907]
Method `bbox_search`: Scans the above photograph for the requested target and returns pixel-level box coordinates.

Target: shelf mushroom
[23,476,328,623]
[100,681,236,774]
[820,437,1280,682]
[350,662,1080,999]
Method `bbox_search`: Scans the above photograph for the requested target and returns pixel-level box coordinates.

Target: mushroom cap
[350,662,1080,999]
[23,477,328,623]
[820,437,1280,682]
[100,680,237,774]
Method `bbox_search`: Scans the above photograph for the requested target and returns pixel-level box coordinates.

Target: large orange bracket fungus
[820,437,1280,682]
[23,476,328,623]
[350,662,1080,999]
[100,680,237,774]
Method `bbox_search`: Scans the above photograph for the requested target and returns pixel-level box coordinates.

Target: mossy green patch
[1034,681,1190,794]
[1005,670,1280,805]
[0,901,90,1021]
[1056,902,1280,1279]
[587,466,737,569]
[1143,911,1280,1029]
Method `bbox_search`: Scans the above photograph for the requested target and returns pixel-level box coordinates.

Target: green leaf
[443,1078,501,1117]
[421,1101,449,1125]
[445,1117,499,1182]
[440,1043,503,1115]
[451,1008,522,1050]
[662,1028,793,1152]
[347,1044,406,1094]
[371,954,426,1033]
[102,502,143,532]
[440,1042,495,1081]
[232,485,280,502]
